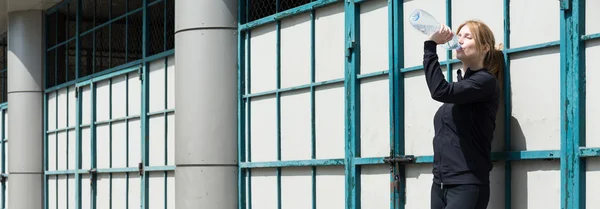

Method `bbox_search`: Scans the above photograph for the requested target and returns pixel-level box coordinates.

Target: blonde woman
[423,20,505,209]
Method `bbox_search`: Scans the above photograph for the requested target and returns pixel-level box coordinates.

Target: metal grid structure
[44,0,175,208]
[237,0,599,209]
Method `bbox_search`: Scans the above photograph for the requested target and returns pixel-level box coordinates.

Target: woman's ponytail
[486,43,505,90]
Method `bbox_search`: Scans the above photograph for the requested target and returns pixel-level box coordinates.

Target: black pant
[430,182,490,209]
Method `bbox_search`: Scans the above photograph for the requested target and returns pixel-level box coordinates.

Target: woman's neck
[463,59,485,71]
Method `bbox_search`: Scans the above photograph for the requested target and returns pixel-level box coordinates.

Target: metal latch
[385,154,415,207]
[88,168,97,185]
[0,173,7,183]
[138,162,144,176]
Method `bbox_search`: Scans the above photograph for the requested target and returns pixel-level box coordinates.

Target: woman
[423,20,504,209]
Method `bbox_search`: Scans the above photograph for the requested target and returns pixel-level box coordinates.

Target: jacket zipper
[439,104,447,189]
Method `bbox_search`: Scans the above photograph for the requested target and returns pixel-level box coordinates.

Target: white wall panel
[511,160,560,209]
[69,87,76,126]
[149,59,166,113]
[167,171,175,209]
[587,158,600,209]
[250,96,277,162]
[509,0,560,48]
[82,86,92,125]
[489,162,506,209]
[82,128,91,169]
[129,172,141,209]
[586,0,600,35]
[48,176,56,209]
[451,0,504,60]
[281,90,311,161]
[48,133,56,171]
[68,175,75,209]
[48,92,57,130]
[149,115,166,166]
[68,130,76,171]
[129,119,141,167]
[281,13,311,89]
[128,72,141,115]
[96,80,111,122]
[167,115,175,165]
[360,76,390,158]
[113,173,127,208]
[57,88,67,129]
[112,121,127,168]
[403,0,447,68]
[360,165,389,209]
[405,164,434,209]
[315,84,344,159]
[510,48,560,151]
[315,3,344,82]
[81,174,91,209]
[149,172,165,209]
[57,175,67,208]
[57,132,67,170]
[586,40,600,147]
[97,124,110,169]
[316,166,344,209]
[251,168,277,209]
[97,174,110,209]
[281,167,312,209]
[167,56,175,110]
[250,24,277,94]
[360,0,389,74]
[112,75,127,119]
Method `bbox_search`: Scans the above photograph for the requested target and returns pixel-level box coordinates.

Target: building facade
[0,0,597,208]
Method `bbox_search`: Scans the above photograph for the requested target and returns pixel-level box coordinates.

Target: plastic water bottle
[409,9,461,50]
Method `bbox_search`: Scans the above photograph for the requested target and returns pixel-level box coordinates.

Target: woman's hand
[428,24,454,44]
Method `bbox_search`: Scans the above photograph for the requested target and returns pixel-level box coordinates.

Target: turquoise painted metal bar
[502,0,512,208]
[237,0,247,208]
[392,0,406,207]
[94,115,142,126]
[504,41,560,54]
[560,0,585,208]
[1,108,5,209]
[344,1,361,208]
[580,148,600,157]
[46,170,79,175]
[582,32,600,41]
[445,0,453,82]
[243,78,344,98]
[141,1,150,207]
[275,1,282,207]
[310,8,317,209]
[387,1,396,208]
[91,82,97,209]
[46,126,77,134]
[75,79,83,209]
[146,109,174,116]
[246,29,253,209]
[240,159,345,168]
[240,0,341,31]
[356,70,389,79]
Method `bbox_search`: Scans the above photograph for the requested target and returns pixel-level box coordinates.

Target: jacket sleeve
[422,40,497,104]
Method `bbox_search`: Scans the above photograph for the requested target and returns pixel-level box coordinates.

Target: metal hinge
[138,162,144,176]
[0,174,7,183]
[75,86,79,98]
[88,168,97,185]
[138,67,143,81]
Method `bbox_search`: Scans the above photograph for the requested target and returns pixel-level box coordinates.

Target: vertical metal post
[141,0,150,208]
[310,7,317,209]
[445,0,453,82]
[560,0,585,208]
[390,0,405,208]
[344,1,360,208]
[502,0,512,208]
[237,0,247,209]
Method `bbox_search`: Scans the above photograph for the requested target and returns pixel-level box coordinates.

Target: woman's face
[456,25,485,63]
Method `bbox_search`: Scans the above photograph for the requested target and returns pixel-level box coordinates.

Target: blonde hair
[457,20,505,90]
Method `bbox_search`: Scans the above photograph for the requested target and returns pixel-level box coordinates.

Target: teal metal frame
[0,103,6,209]
[237,0,599,209]
[43,0,175,208]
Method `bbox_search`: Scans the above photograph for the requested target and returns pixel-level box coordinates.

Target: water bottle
[409,9,461,50]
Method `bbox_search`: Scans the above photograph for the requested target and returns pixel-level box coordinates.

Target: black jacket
[422,40,500,186]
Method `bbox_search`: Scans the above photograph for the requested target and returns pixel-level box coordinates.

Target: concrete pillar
[174,0,238,208]
[6,10,44,209]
